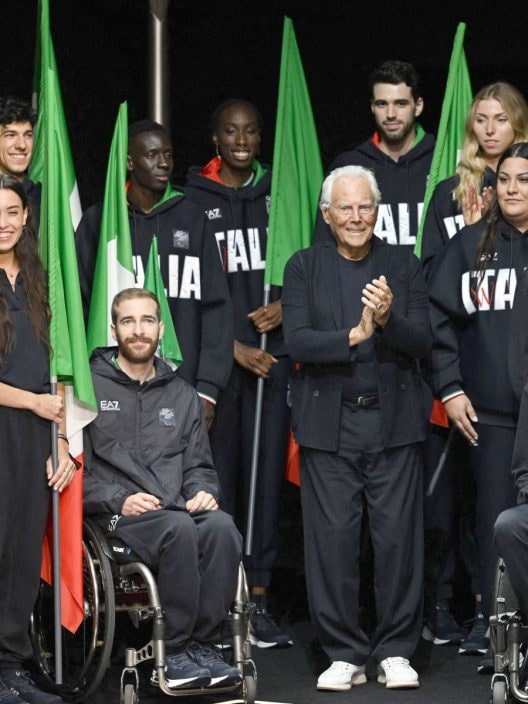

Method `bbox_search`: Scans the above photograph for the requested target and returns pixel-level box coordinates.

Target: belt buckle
[357,395,367,407]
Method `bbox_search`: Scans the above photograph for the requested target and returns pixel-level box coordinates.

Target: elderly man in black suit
[282,165,431,692]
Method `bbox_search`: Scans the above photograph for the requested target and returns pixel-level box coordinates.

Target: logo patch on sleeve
[159,407,176,426]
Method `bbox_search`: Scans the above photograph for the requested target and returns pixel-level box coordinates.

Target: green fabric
[265,17,324,287]
[32,0,96,410]
[414,22,473,258]
[144,236,183,367]
[87,102,135,354]
[152,182,183,209]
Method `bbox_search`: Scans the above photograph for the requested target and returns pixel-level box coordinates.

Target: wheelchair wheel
[31,520,115,702]
[491,679,508,704]
[243,673,257,704]
[121,683,138,704]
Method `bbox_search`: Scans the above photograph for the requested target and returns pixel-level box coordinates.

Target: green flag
[86,102,135,353]
[144,236,183,367]
[265,16,324,287]
[31,2,98,634]
[414,22,472,258]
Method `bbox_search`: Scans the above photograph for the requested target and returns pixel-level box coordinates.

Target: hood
[127,182,185,219]
[185,160,271,203]
[90,347,177,387]
[354,126,435,167]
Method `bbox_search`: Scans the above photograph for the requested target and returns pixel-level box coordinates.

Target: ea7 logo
[100,400,120,411]
[206,207,222,220]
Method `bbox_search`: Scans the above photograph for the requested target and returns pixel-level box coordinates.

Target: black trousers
[423,424,480,601]
[300,403,424,665]
[494,503,528,615]
[99,509,241,651]
[0,407,51,666]
[209,358,290,588]
[467,424,516,616]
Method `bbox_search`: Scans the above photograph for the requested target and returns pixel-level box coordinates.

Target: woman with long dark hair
[0,175,75,704]
[429,142,528,672]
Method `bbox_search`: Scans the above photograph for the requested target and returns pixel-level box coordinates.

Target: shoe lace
[384,657,409,668]
[188,642,224,663]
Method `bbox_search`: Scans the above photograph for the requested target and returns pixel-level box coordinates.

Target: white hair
[320,165,381,208]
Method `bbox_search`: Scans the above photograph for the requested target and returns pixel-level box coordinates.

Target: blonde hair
[454,82,528,207]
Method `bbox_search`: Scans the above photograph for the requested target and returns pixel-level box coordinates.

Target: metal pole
[50,376,62,684]
[245,286,271,556]
[426,426,455,497]
[148,0,170,127]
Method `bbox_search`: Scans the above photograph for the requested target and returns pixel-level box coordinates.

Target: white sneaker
[317,661,367,691]
[377,657,419,689]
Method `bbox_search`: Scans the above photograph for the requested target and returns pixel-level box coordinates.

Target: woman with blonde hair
[421,82,528,275]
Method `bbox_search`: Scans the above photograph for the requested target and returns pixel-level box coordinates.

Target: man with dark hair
[0,96,40,223]
[75,120,233,427]
[314,60,434,249]
[84,288,242,690]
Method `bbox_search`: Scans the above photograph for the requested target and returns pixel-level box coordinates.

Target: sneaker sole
[207,674,243,688]
[317,673,367,691]
[458,646,488,655]
[249,634,293,649]
[151,671,212,689]
[377,674,419,688]
[421,625,462,646]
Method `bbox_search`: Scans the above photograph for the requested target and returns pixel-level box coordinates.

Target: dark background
[3,0,528,206]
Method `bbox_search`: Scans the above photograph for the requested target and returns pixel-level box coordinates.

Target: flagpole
[244,285,270,556]
[50,376,63,683]
[148,0,170,127]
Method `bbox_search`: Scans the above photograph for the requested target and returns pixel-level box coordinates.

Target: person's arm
[180,391,219,505]
[372,255,432,359]
[195,214,234,404]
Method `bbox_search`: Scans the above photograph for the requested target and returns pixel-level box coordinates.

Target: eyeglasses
[330,204,376,217]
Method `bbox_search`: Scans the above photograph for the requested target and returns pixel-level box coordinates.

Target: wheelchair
[30,518,257,703]
[489,558,528,703]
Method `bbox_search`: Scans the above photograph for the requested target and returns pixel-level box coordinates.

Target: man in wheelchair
[83,288,242,690]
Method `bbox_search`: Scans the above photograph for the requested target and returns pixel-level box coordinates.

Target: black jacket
[421,167,497,278]
[313,129,435,249]
[75,189,233,402]
[83,348,218,516]
[429,218,528,426]
[282,237,431,451]
[184,164,285,356]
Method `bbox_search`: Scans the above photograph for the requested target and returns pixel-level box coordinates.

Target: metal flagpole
[50,376,63,683]
[245,285,271,556]
[426,426,455,497]
[148,0,170,127]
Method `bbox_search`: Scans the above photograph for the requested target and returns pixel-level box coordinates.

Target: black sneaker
[151,650,211,689]
[0,677,29,704]
[422,601,467,645]
[187,643,242,687]
[477,647,493,674]
[250,607,293,648]
[459,613,488,655]
[0,671,61,704]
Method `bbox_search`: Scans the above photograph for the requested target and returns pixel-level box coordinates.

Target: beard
[116,331,159,364]
[378,119,416,147]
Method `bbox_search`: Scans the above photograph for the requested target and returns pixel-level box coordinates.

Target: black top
[0,271,49,393]
[337,254,376,393]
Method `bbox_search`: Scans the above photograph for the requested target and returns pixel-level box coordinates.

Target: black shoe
[250,607,293,648]
[151,650,211,689]
[459,613,488,655]
[0,671,61,704]
[187,643,241,687]
[477,647,493,674]
[422,601,467,645]
[0,676,29,704]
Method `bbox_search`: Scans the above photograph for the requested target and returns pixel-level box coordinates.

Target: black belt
[343,393,379,408]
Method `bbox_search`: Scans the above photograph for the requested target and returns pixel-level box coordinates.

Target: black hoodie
[75,189,233,403]
[184,164,285,356]
[421,166,497,278]
[429,218,528,426]
[314,128,435,249]
[83,347,218,515]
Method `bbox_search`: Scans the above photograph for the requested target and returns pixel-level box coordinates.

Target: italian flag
[31,0,97,633]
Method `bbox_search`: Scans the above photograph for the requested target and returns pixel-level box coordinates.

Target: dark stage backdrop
[3,0,528,208]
